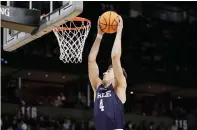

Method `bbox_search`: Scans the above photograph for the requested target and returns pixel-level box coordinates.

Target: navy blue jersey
[94,84,125,130]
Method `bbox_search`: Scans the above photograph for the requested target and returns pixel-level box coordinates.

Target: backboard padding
[3,1,83,52]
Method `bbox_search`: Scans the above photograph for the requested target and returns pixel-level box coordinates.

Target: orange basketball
[99,11,119,34]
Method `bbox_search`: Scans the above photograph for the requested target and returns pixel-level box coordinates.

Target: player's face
[103,67,114,83]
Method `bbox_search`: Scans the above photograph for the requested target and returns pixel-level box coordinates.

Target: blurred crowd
[2,100,196,130]
[1,113,187,130]
[2,84,197,119]
[2,78,197,130]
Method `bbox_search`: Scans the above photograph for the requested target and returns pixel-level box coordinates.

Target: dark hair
[108,65,127,78]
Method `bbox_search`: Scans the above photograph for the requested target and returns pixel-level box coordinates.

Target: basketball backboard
[2,1,83,52]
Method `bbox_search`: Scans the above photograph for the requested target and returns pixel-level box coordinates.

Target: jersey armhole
[94,83,102,101]
[114,86,126,104]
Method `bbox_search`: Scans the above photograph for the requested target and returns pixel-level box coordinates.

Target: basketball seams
[100,23,117,26]
[112,16,119,26]
[109,11,111,33]
[99,23,107,29]
[111,16,119,32]
[103,15,108,25]
[99,11,119,33]
[99,23,107,25]
[100,24,107,31]
[100,14,108,32]
[99,20,106,32]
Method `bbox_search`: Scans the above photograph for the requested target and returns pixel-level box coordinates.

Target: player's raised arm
[111,16,127,88]
[88,18,103,92]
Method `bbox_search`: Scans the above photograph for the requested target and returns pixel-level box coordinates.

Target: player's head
[103,65,127,84]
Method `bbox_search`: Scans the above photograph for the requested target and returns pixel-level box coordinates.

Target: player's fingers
[115,16,120,23]
[118,15,123,23]
[97,16,100,24]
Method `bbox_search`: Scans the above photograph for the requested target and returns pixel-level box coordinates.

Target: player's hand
[116,15,123,33]
[97,17,104,35]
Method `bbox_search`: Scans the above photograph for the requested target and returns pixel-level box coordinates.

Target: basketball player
[88,15,127,130]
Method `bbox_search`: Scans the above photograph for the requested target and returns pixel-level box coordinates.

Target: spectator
[15,123,23,130]
[148,121,155,130]
[171,121,178,130]
[125,121,133,130]
[78,92,87,105]
[26,106,31,119]
[88,119,95,130]
[63,119,71,130]
[156,122,166,130]
[132,124,137,130]
[80,120,87,130]
[31,106,37,119]
[38,96,44,105]
[21,120,27,130]
[19,100,26,119]
[12,118,17,130]
[60,93,66,101]
[128,121,133,130]
[137,120,147,130]
[7,126,13,130]
[54,96,63,107]
[54,120,61,130]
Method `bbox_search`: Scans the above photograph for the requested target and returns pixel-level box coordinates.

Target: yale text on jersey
[97,90,112,99]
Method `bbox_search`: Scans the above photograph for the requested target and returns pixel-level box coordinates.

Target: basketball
[99,11,120,34]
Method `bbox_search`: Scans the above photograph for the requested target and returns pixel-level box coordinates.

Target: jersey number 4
[99,99,104,111]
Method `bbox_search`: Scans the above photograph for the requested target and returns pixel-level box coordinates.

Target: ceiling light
[130,91,134,94]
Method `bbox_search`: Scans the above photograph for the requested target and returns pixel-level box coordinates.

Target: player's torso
[94,84,124,130]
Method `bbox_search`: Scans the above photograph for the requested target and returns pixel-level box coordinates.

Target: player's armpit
[116,86,127,103]
[112,56,127,88]
[88,60,102,91]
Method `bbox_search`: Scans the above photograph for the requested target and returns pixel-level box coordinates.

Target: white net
[53,18,91,63]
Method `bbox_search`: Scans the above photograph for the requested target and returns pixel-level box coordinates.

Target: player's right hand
[97,17,104,35]
[116,15,123,33]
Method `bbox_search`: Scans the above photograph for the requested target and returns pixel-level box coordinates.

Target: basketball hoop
[53,17,91,63]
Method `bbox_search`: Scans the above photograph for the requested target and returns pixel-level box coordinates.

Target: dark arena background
[1,1,197,130]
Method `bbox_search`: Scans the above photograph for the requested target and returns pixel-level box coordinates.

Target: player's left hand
[116,15,123,33]
[97,16,105,35]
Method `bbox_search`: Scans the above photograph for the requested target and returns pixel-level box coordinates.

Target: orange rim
[53,17,91,31]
